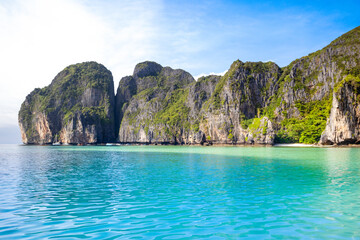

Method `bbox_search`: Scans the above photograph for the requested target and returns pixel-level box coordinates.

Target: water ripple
[1,145,360,239]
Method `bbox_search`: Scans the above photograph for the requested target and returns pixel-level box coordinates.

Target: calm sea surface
[0,145,360,239]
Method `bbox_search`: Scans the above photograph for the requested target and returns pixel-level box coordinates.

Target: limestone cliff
[320,75,360,145]
[197,61,280,144]
[19,26,360,145]
[264,26,360,144]
[116,61,196,144]
[19,62,115,144]
[115,61,278,145]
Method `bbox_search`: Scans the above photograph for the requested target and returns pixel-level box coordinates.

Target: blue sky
[0,0,359,143]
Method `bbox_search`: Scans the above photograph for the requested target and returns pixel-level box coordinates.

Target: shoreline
[14,142,360,148]
[273,143,317,147]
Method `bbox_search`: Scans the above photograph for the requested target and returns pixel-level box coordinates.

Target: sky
[0,0,359,144]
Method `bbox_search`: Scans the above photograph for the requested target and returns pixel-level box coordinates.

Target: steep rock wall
[117,61,197,144]
[115,61,278,145]
[18,62,115,144]
[19,26,360,146]
[320,75,360,145]
[197,61,280,145]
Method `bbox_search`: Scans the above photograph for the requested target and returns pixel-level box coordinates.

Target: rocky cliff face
[320,75,360,145]
[264,26,360,144]
[19,62,115,144]
[115,61,278,145]
[196,61,280,144]
[116,61,197,144]
[111,28,356,145]
[19,26,360,145]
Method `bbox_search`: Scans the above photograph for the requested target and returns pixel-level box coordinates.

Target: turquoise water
[1,145,360,239]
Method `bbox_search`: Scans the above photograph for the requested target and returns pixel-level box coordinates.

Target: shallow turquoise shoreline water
[1,145,360,239]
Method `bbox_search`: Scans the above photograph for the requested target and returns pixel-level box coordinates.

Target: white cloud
[0,0,353,136]
[194,70,227,81]
[84,0,163,81]
[0,0,106,127]
[0,0,162,128]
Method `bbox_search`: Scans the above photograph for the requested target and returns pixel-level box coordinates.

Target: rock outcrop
[320,75,360,145]
[19,26,360,145]
[116,61,196,144]
[266,26,360,144]
[197,61,280,145]
[114,61,278,145]
[19,62,115,144]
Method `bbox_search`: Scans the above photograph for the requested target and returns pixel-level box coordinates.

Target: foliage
[243,61,277,74]
[19,62,114,141]
[227,132,234,141]
[335,74,360,94]
[246,117,268,138]
[240,118,253,129]
[153,88,191,136]
[248,118,261,132]
[206,60,241,110]
[192,120,200,132]
[275,97,332,144]
[329,26,360,46]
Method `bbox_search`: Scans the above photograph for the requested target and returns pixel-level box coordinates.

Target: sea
[0,144,359,239]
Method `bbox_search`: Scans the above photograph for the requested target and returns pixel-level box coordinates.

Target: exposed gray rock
[19,26,360,146]
[320,77,360,145]
[116,61,196,144]
[18,62,115,144]
[199,61,280,145]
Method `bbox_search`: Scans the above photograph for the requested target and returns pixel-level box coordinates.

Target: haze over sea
[1,145,360,239]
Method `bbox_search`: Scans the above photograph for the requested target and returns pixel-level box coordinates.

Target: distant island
[19,26,360,146]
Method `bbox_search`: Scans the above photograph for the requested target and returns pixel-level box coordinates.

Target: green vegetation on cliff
[260,27,360,143]
[50,62,113,124]
[19,61,115,144]
[117,62,195,143]
[154,88,191,135]
[19,26,360,145]
[275,97,332,143]
[335,74,360,95]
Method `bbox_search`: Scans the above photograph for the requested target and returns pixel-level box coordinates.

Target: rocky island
[19,26,360,145]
